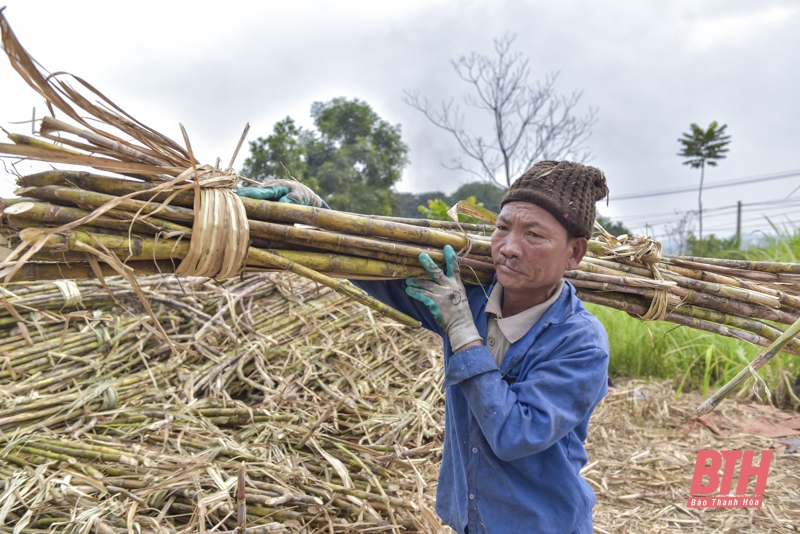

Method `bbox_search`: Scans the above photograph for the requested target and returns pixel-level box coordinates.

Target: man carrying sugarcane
[238,160,611,534]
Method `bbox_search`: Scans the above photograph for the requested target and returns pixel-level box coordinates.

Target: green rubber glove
[236,179,323,207]
[406,245,482,351]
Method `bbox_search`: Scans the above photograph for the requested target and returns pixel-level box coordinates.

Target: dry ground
[433,378,800,533]
[582,380,799,533]
[2,274,799,533]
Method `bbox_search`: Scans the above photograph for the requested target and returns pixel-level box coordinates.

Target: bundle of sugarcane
[1,10,799,413]
[4,175,800,355]
[1,272,446,533]
[0,11,500,331]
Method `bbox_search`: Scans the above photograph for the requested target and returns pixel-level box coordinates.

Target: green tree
[242,98,409,215]
[677,121,732,251]
[242,117,315,189]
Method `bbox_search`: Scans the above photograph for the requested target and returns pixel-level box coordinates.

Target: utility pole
[736,200,742,247]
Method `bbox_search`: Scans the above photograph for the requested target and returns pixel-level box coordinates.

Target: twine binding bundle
[52,279,82,307]
[173,136,251,280]
[593,222,672,321]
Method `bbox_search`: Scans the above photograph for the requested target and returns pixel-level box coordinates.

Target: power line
[625,203,800,226]
[625,210,800,237]
[617,196,800,226]
[711,212,800,228]
[609,169,800,201]
[675,213,800,234]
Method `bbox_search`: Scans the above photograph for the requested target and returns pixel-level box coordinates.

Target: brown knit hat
[500,160,609,239]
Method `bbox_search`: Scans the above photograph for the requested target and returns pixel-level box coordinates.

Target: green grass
[744,219,800,262]
[587,303,799,406]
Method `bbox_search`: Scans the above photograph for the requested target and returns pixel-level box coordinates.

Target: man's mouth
[497,262,520,275]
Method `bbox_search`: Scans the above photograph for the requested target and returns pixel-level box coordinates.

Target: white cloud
[687,6,797,51]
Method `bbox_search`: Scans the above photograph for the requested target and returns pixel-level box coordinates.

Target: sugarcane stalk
[238,197,493,256]
[0,259,174,282]
[567,278,682,307]
[316,481,417,510]
[672,255,800,275]
[665,256,800,284]
[363,213,494,233]
[658,260,800,308]
[40,116,173,167]
[605,291,800,350]
[1,337,101,374]
[0,142,184,178]
[568,269,799,326]
[39,130,120,157]
[21,227,369,277]
[35,438,151,466]
[18,170,491,243]
[16,174,494,260]
[18,170,495,233]
[18,185,195,223]
[3,200,190,234]
[14,440,139,466]
[19,228,470,324]
[22,227,492,285]
[581,257,783,310]
[248,218,495,272]
[7,132,82,155]
[20,181,490,256]
[576,290,785,352]
[697,313,800,415]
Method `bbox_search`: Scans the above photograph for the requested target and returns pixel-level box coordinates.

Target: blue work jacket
[354,277,609,534]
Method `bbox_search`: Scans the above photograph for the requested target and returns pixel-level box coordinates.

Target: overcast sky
[1,0,798,247]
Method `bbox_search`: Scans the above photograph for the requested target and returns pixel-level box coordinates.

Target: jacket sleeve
[444,317,608,462]
[317,199,443,334]
[351,279,445,335]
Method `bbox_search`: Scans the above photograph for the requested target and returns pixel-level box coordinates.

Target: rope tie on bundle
[53,279,82,307]
[594,223,671,321]
[174,164,250,280]
[102,385,118,411]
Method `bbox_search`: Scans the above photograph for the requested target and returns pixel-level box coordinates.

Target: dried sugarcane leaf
[446,200,498,225]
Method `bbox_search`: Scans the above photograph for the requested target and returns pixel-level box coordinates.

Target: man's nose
[498,231,523,259]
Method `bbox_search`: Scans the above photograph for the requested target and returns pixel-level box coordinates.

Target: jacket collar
[479,277,577,375]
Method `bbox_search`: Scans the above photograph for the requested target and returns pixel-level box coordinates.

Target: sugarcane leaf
[308,437,354,489]
[446,200,498,225]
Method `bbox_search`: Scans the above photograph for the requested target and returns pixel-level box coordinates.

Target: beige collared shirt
[484,279,565,366]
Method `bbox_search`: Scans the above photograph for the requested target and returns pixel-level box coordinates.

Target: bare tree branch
[403,34,598,188]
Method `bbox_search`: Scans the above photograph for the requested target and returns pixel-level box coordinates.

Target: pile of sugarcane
[0,273,446,532]
[1,7,800,411]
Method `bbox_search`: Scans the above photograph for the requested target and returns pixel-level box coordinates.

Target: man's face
[491,201,587,298]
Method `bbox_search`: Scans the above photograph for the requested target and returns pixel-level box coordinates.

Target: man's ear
[566,237,588,270]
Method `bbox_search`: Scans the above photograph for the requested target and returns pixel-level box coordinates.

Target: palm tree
[677,121,732,254]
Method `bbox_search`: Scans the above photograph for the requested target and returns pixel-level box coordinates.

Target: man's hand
[236,179,324,207]
[406,245,482,352]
